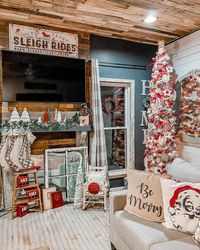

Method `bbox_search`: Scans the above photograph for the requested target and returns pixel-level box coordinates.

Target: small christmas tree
[74,163,84,208]
[9,107,21,123]
[21,107,31,123]
[144,41,177,174]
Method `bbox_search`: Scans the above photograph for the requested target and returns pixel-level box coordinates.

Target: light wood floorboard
[0,205,110,250]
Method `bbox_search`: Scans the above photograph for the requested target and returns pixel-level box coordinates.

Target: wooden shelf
[12,168,43,219]
[16,184,38,190]
[31,125,91,133]
[14,198,40,205]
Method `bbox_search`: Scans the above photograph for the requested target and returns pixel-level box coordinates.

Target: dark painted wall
[90,35,156,170]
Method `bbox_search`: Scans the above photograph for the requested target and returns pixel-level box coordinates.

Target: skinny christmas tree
[144,41,177,174]
[74,163,84,208]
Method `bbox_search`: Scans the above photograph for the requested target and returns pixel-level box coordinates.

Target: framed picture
[44,146,88,202]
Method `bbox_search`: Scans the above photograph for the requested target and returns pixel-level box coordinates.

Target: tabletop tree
[144,41,177,174]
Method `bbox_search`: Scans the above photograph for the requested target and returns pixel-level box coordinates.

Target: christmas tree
[144,41,177,174]
[21,107,31,123]
[9,107,21,123]
[74,163,84,208]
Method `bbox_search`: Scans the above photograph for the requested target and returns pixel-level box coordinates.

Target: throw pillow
[193,220,200,245]
[160,178,200,234]
[125,169,165,222]
[168,158,200,183]
[87,171,105,187]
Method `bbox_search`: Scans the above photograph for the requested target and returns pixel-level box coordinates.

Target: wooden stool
[12,168,42,219]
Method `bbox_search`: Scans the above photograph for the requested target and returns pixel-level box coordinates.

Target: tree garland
[0,113,91,133]
[179,73,200,137]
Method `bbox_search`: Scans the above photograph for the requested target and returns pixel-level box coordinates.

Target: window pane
[105,129,126,170]
[49,176,67,201]
[47,152,66,177]
[101,86,125,127]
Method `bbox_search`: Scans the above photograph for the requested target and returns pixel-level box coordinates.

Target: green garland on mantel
[0,113,92,133]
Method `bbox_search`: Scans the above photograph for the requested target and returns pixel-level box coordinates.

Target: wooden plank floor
[0,205,110,250]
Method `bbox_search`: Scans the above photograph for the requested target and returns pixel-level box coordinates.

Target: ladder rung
[14,169,37,175]
[14,198,40,205]
[16,184,38,190]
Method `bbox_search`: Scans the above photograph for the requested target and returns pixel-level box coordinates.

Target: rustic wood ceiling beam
[0,0,199,44]
[0,8,158,44]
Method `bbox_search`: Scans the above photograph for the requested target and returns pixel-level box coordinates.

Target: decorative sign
[9,24,78,58]
[140,80,150,144]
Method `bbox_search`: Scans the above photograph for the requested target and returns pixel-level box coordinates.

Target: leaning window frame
[100,78,135,179]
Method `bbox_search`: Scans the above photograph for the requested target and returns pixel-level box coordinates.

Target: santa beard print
[168,190,200,232]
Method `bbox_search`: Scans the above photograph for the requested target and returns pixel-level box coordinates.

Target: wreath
[102,97,117,114]
[102,96,124,114]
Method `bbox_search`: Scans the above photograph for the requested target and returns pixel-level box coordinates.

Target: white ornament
[162,74,170,83]
[57,110,62,123]
[54,109,58,122]
[63,115,67,123]
[37,116,42,124]
[190,91,198,101]
[9,107,21,123]
[21,107,31,123]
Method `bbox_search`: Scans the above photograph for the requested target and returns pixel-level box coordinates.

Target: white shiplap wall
[166,30,200,79]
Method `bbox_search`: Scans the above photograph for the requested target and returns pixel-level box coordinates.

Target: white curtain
[90,59,108,170]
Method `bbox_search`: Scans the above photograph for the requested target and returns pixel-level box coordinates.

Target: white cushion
[182,146,200,168]
[168,158,200,183]
[160,178,200,234]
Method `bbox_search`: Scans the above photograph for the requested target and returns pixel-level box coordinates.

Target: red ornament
[88,182,100,194]
[182,91,188,97]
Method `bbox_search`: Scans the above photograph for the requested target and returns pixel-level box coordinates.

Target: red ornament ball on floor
[88,182,100,194]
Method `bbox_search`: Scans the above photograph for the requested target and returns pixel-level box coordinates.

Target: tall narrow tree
[144,41,177,174]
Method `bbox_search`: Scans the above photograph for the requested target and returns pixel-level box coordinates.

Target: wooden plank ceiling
[0,0,200,45]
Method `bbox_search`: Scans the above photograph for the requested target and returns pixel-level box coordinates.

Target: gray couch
[110,191,199,250]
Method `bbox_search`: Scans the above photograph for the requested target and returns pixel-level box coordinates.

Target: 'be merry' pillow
[125,169,164,222]
[160,178,200,234]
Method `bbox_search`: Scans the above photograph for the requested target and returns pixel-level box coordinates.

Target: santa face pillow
[160,178,200,234]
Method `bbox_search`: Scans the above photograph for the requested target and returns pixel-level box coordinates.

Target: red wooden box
[26,188,39,200]
[51,191,64,209]
[17,204,28,217]
[17,175,29,186]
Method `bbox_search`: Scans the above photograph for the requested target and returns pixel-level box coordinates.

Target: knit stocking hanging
[0,136,10,172]
[5,136,18,170]
[19,135,33,168]
[9,135,24,170]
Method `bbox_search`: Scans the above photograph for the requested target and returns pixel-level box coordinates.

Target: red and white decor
[144,41,177,174]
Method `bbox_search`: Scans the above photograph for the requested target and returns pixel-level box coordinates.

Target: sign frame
[9,24,78,58]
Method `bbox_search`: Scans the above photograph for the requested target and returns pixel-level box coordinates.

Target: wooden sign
[9,24,78,58]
